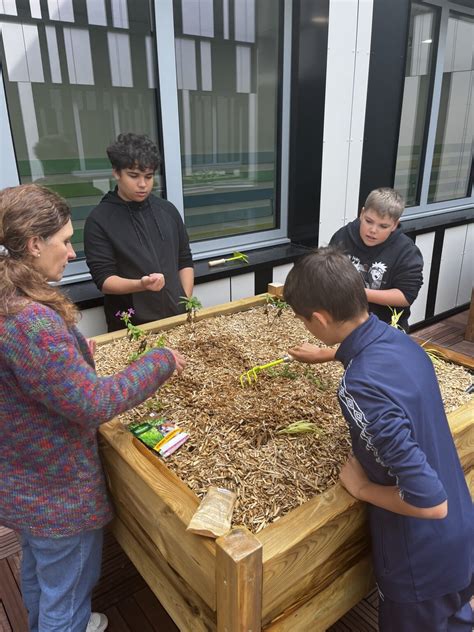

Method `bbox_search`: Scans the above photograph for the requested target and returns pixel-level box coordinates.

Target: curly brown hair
[0,184,78,326]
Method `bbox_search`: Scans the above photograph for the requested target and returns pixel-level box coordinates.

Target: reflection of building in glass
[174,0,281,240]
[0,0,161,255]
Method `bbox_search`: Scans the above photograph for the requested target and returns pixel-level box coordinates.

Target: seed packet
[187,487,237,538]
[129,418,188,456]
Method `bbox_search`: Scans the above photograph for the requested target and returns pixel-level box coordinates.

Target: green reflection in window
[1,0,161,258]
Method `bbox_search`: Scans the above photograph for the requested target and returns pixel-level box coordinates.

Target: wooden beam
[216,527,263,632]
[263,555,374,632]
[267,283,284,298]
[411,336,474,370]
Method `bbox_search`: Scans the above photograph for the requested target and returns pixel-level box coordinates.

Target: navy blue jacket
[335,315,473,602]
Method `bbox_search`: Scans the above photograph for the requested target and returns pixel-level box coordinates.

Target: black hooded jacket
[330,218,423,329]
[84,190,193,331]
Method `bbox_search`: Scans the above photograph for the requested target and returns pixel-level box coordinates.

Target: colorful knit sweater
[0,301,176,537]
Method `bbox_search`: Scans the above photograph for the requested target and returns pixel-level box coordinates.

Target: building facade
[0,0,472,336]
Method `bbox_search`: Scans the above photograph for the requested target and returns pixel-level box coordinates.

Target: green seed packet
[129,419,165,448]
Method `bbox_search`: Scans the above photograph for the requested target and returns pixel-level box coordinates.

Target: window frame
[400,0,474,221]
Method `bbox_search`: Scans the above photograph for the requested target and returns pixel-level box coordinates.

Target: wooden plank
[411,336,474,369]
[267,283,284,297]
[112,516,216,632]
[0,558,28,632]
[449,401,474,473]
[133,587,178,632]
[258,486,368,623]
[93,295,268,346]
[263,555,374,632]
[99,421,216,610]
[216,527,263,632]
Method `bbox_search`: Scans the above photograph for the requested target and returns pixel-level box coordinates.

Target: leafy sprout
[264,294,288,326]
[389,307,405,331]
[179,295,203,324]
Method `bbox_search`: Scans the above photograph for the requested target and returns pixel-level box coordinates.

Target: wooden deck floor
[1,309,472,632]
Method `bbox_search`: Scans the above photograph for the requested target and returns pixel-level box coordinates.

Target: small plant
[116,308,166,363]
[266,364,299,380]
[303,368,329,390]
[389,307,405,331]
[420,341,447,367]
[264,294,288,327]
[116,308,145,342]
[180,295,202,324]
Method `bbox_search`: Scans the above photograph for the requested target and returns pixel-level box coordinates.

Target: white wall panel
[45,25,62,83]
[272,263,293,285]
[1,1,18,15]
[64,27,94,85]
[193,279,231,308]
[319,0,373,246]
[77,306,107,338]
[409,232,435,325]
[457,223,473,307]
[231,272,255,301]
[434,225,467,315]
[86,0,106,26]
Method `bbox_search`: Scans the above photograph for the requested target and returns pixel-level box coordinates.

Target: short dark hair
[284,246,368,321]
[106,133,161,172]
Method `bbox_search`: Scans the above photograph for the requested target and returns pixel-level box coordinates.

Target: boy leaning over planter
[284,247,473,632]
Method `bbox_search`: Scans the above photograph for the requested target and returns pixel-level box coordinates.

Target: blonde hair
[0,184,78,326]
[363,187,405,222]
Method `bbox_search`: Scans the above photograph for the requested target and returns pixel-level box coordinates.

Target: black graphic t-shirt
[330,219,423,329]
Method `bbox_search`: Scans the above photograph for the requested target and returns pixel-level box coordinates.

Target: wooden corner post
[216,527,263,632]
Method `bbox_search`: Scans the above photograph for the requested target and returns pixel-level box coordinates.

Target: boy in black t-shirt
[330,187,423,331]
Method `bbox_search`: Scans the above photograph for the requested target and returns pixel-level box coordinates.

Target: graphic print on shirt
[350,256,387,290]
[338,370,403,495]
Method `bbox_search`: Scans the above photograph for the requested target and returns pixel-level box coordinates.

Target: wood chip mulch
[95,306,472,533]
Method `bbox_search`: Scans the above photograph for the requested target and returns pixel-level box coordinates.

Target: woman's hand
[339,454,370,499]
[86,338,97,357]
[167,348,186,374]
[288,343,336,364]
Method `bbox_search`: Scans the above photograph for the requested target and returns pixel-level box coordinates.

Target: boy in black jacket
[84,133,194,332]
[284,248,473,632]
[330,187,423,332]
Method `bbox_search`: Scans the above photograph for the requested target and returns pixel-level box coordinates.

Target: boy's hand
[166,348,186,374]
[141,273,165,292]
[288,343,336,364]
[339,455,370,499]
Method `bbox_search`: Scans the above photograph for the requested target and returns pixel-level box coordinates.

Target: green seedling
[264,294,288,326]
[303,368,329,390]
[389,307,405,331]
[208,251,249,267]
[179,295,203,324]
[116,308,146,342]
[240,355,293,387]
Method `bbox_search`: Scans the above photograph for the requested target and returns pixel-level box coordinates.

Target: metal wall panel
[434,224,468,315]
[410,232,435,325]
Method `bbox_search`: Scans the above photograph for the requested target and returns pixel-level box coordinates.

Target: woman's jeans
[20,528,103,632]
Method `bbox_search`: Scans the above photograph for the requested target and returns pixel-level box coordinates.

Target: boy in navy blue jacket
[284,247,473,632]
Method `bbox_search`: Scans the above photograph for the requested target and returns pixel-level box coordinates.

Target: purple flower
[115,311,121,318]
[128,308,135,315]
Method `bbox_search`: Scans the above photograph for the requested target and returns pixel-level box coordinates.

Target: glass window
[428,11,473,203]
[0,0,162,259]
[173,0,283,242]
[394,3,438,206]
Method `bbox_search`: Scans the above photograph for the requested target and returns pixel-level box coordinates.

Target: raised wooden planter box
[96,291,474,632]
